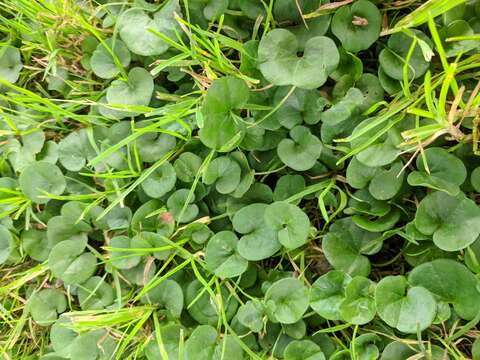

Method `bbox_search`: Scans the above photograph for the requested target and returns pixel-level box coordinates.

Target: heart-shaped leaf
[90,38,131,79]
[141,161,176,198]
[264,202,310,250]
[203,156,241,194]
[29,289,67,326]
[331,0,381,53]
[48,240,97,284]
[106,67,154,115]
[144,324,184,360]
[108,235,141,270]
[375,275,436,333]
[408,259,480,320]
[118,0,181,56]
[232,203,281,261]
[310,270,352,320]
[58,129,95,172]
[323,217,381,277]
[415,191,480,251]
[174,152,203,183]
[22,229,50,262]
[186,280,238,326]
[283,340,326,360]
[277,126,322,171]
[77,276,114,310]
[257,29,339,89]
[407,147,467,195]
[237,300,265,333]
[19,162,66,204]
[379,30,431,80]
[199,76,249,151]
[339,276,376,325]
[0,46,22,83]
[264,278,309,324]
[140,279,183,318]
[205,230,248,278]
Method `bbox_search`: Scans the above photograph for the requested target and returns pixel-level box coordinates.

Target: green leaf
[237,300,265,333]
[167,189,199,223]
[140,279,183,318]
[90,38,131,79]
[77,276,114,310]
[184,325,244,360]
[22,229,50,262]
[131,231,171,260]
[141,162,176,198]
[174,152,203,183]
[145,324,184,360]
[277,126,322,171]
[118,0,181,56]
[379,30,431,81]
[106,67,154,113]
[108,235,141,270]
[264,202,310,250]
[408,259,480,320]
[331,0,381,53]
[339,276,376,325]
[283,340,326,360]
[0,225,14,265]
[199,76,249,151]
[58,129,94,171]
[205,230,248,278]
[439,20,480,57]
[19,162,66,204]
[415,191,480,251]
[29,289,67,326]
[264,278,309,324]
[203,156,241,194]
[0,46,22,83]
[186,280,238,326]
[232,203,281,261]
[407,147,467,195]
[322,217,381,277]
[257,29,339,89]
[310,270,352,320]
[48,240,97,285]
[375,275,436,333]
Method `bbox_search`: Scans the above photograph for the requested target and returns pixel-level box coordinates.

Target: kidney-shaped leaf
[415,191,480,251]
[19,162,66,204]
[141,161,176,198]
[48,240,97,285]
[90,38,131,79]
[233,203,281,261]
[264,278,309,324]
[264,202,310,250]
[140,279,183,318]
[408,259,480,320]
[310,270,352,320]
[277,126,322,171]
[199,76,249,151]
[29,289,67,326]
[257,29,339,89]
[0,46,22,83]
[339,276,376,325]
[205,230,248,278]
[284,340,326,360]
[375,275,436,333]
[407,147,467,195]
[322,217,380,277]
[106,67,154,112]
[203,156,241,194]
[331,0,381,53]
[118,0,180,56]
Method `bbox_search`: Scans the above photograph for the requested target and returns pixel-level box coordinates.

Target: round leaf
[141,162,176,198]
[29,289,67,326]
[257,29,339,89]
[205,230,248,278]
[375,276,436,333]
[415,191,480,251]
[19,162,66,204]
[264,202,310,249]
[264,278,309,324]
[331,0,381,53]
[310,270,352,320]
[90,38,131,79]
[277,126,322,171]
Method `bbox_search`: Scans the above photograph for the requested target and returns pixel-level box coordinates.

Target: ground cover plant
[1,0,480,359]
